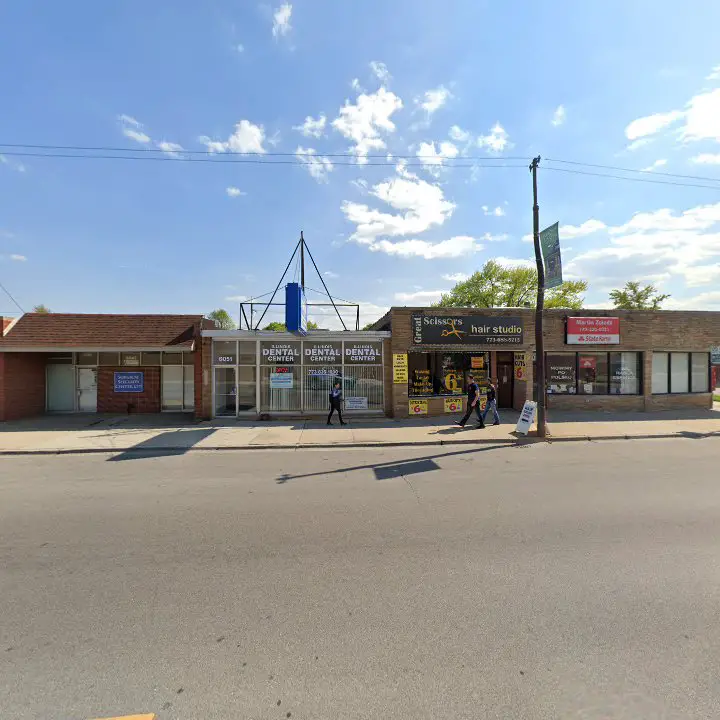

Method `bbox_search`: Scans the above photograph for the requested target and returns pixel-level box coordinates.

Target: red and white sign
[567,317,620,345]
[579,356,597,370]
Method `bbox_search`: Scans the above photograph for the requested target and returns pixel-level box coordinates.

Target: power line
[545,157,720,184]
[0,143,528,162]
[542,165,720,191]
[0,279,25,314]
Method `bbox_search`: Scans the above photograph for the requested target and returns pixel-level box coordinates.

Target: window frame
[545,351,644,396]
[651,351,711,395]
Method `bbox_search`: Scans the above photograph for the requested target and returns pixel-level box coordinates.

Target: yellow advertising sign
[443,397,463,413]
[392,353,408,383]
[444,372,461,393]
[514,352,527,381]
[409,399,428,415]
[471,356,485,369]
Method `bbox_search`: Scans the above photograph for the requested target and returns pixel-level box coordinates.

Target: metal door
[47,364,76,412]
[496,359,514,408]
[76,368,98,412]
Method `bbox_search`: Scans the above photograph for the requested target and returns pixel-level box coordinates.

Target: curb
[1,431,718,456]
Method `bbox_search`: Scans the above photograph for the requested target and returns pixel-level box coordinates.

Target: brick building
[0,314,208,422]
[374,307,720,418]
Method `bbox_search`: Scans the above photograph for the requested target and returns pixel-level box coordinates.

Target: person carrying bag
[327,381,347,426]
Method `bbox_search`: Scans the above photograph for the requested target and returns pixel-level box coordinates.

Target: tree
[206,308,236,330]
[435,260,588,309]
[609,281,670,310]
[263,320,320,331]
[32,304,51,313]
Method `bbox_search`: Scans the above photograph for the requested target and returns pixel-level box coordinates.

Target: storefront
[200,330,391,418]
[374,307,719,417]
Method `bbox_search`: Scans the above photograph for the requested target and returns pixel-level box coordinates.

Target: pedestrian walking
[456,374,486,428]
[482,379,501,426]
[327,381,347,426]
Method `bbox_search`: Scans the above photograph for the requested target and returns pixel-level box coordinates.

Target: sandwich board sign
[515,400,537,435]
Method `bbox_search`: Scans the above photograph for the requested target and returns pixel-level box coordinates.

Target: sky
[3,1,720,329]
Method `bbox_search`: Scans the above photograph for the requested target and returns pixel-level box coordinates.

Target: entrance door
[47,364,75,412]
[496,353,514,408]
[77,368,97,412]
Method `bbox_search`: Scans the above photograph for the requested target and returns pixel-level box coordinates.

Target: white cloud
[394,289,446,304]
[157,140,183,156]
[691,153,720,164]
[624,110,684,141]
[369,61,391,84]
[492,257,535,269]
[707,65,720,81]
[416,140,458,174]
[236,43,245,53]
[119,114,151,144]
[482,232,508,242]
[293,113,327,138]
[0,154,26,173]
[680,87,720,143]
[668,290,720,310]
[323,270,339,279]
[442,272,469,283]
[482,205,505,217]
[369,236,482,259]
[626,138,652,152]
[551,105,566,127]
[449,125,471,143]
[640,158,667,172]
[350,178,368,193]
[225,295,248,303]
[10,254,26,262]
[272,3,292,37]
[199,119,266,154]
[417,86,451,115]
[477,123,510,152]
[560,219,607,238]
[226,186,246,197]
[331,87,403,163]
[342,166,455,245]
[295,146,334,182]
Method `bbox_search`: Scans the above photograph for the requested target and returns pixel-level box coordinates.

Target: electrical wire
[542,165,720,191]
[545,157,720,184]
[0,279,25,314]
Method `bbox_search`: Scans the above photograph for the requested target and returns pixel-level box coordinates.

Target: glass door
[162,366,183,411]
[214,367,237,416]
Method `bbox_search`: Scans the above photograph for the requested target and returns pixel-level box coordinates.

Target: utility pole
[530,155,547,438]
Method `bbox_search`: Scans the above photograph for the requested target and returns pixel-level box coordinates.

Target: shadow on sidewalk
[108,428,216,461]
[276,443,515,484]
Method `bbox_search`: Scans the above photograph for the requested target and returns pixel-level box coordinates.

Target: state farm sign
[567,317,620,345]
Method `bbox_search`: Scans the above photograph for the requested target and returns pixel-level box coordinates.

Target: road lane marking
[90,715,155,720]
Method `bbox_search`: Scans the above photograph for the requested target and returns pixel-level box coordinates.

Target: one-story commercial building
[1,308,718,422]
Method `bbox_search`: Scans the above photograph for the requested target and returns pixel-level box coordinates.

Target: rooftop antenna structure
[240,231,361,332]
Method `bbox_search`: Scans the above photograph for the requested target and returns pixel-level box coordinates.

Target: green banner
[540,222,562,289]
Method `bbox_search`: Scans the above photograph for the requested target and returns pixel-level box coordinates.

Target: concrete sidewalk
[1,407,720,455]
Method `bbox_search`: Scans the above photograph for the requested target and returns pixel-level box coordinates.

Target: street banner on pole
[540,222,562,289]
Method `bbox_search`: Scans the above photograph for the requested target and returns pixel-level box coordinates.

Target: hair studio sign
[412,315,524,345]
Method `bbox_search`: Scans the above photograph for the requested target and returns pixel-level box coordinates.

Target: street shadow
[108,428,216,461]
[0,413,200,433]
[276,443,513,484]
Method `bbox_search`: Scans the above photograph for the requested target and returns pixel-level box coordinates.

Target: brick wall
[0,352,47,421]
[390,308,720,416]
[97,367,161,413]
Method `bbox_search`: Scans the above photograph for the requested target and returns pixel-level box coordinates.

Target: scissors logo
[440,319,465,339]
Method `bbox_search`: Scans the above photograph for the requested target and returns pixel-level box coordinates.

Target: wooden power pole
[530,156,547,438]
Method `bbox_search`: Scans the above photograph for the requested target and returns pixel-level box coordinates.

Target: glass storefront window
[214,367,236,416]
[303,367,342,411]
[99,352,119,366]
[408,352,488,396]
[142,351,161,365]
[120,352,141,367]
[182,352,195,365]
[213,341,237,365]
[609,352,641,395]
[691,353,709,393]
[238,342,256,365]
[343,341,383,365]
[578,353,608,394]
[260,365,301,411]
[162,352,183,365]
[670,352,689,393]
[652,352,668,394]
[303,341,342,365]
[237,365,256,412]
[547,353,576,394]
[343,366,384,412]
[76,352,98,366]
[260,341,301,365]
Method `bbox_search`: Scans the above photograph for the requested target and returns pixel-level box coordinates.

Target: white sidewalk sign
[515,400,537,435]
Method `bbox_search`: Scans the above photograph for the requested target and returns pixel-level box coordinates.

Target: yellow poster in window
[393,353,408,383]
[443,397,463,413]
[514,352,527,381]
[444,372,461,393]
[471,356,485,369]
[409,399,428,415]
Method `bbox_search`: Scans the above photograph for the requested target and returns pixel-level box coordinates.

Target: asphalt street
[2,438,720,720]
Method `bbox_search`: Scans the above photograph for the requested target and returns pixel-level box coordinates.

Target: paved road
[2,439,720,720]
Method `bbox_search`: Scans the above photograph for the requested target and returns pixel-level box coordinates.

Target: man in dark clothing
[327,381,347,425]
[481,379,501,425]
[456,374,486,428]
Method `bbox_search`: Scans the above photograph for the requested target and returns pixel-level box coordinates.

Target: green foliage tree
[435,260,588,309]
[32,304,51,313]
[263,320,319,331]
[609,281,670,310]
[206,308,236,330]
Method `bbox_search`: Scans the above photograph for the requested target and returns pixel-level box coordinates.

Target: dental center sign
[344,341,383,363]
[567,317,620,345]
[412,315,524,345]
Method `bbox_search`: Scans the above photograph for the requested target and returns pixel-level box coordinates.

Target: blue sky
[3,1,720,327]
